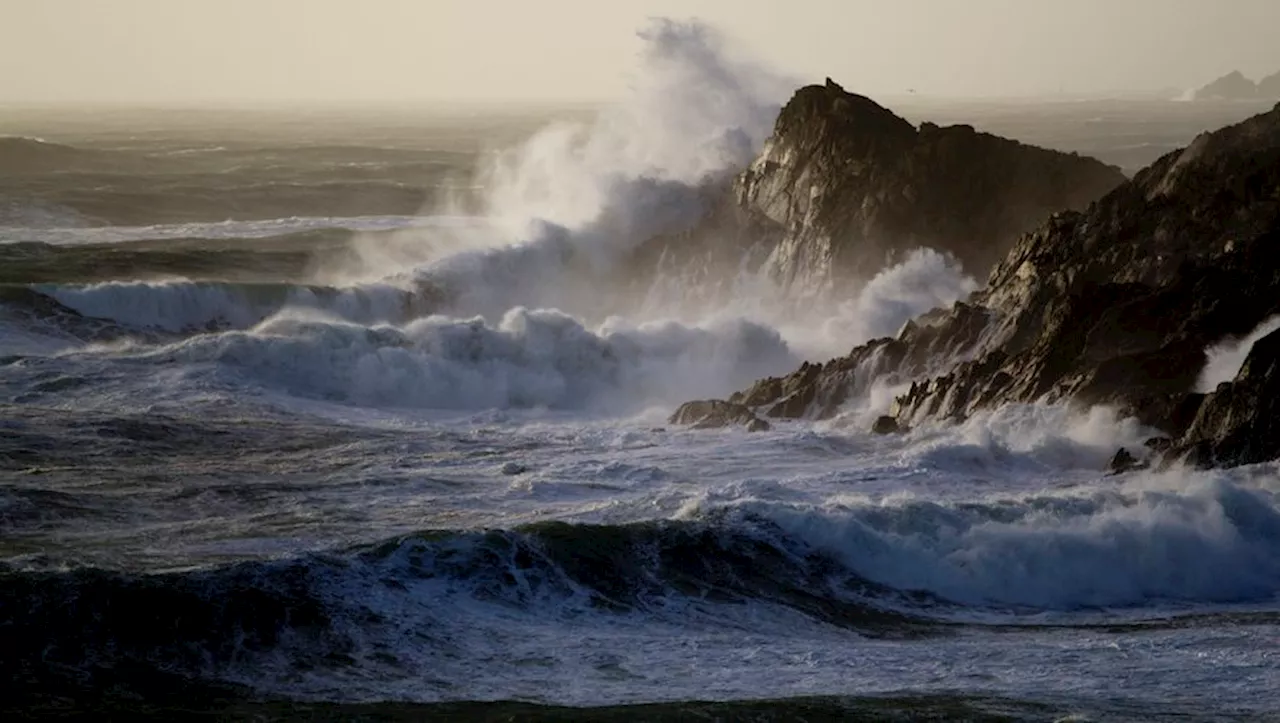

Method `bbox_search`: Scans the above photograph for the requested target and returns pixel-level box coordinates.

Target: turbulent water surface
[3,26,1279,722]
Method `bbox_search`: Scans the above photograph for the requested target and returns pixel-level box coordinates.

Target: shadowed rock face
[627,79,1125,308]
[889,102,1280,432]
[735,79,1125,295]
[1174,327,1280,467]
[680,100,1280,469]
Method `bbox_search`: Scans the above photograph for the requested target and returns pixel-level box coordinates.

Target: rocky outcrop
[676,101,1280,469]
[871,415,906,435]
[668,400,770,432]
[1193,71,1260,101]
[630,79,1124,307]
[887,102,1280,436]
[1192,70,1280,102]
[1171,327,1280,467]
[727,301,991,420]
[735,79,1125,295]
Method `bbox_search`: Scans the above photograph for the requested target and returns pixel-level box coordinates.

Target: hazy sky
[3,0,1279,103]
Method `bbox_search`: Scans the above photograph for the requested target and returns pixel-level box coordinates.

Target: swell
[0,227,396,284]
[1,694,1182,723]
[2,279,430,336]
[4,479,1280,709]
[0,518,939,703]
[6,509,1278,688]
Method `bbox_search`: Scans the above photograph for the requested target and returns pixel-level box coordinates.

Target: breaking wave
[1197,314,1280,391]
[6,475,1278,699]
[684,472,1280,610]
[128,308,796,411]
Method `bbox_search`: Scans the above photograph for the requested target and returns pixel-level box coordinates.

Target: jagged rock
[735,81,1124,294]
[1108,448,1143,474]
[669,400,770,432]
[1143,436,1175,454]
[685,100,1280,468]
[628,80,1124,308]
[1169,327,1280,467]
[1193,71,1259,101]
[871,415,905,435]
[881,102,1280,433]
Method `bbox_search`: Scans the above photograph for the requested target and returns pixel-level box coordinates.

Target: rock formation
[735,79,1124,293]
[1193,71,1260,101]
[629,79,1124,308]
[1172,327,1280,467]
[668,400,770,432]
[675,99,1280,469]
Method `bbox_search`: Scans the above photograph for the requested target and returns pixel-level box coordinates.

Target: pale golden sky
[3,0,1279,103]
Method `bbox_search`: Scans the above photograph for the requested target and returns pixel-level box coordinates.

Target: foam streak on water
[2,18,1279,720]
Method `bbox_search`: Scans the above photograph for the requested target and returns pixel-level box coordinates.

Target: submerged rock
[500,462,529,476]
[1108,448,1143,474]
[871,415,905,435]
[669,400,771,432]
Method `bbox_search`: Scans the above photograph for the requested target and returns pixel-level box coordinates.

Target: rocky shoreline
[671,81,1280,470]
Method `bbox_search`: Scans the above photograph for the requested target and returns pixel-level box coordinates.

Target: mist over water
[3,18,1280,720]
[253,19,977,408]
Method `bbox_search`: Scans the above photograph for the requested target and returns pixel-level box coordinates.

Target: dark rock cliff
[630,79,1125,307]
[735,79,1125,294]
[675,100,1280,469]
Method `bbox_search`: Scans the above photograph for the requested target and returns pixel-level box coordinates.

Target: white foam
[909,404,1152,475]
[149,307,797,412]
[331,20,792,322]
[796,248,979,359]
[1197,315,1280,391]
[693,471,1280,610]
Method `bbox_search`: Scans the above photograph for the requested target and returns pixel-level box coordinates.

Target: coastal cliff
[738,79,1124,294]
[631,79,1124,305]
[678,99,1280,468]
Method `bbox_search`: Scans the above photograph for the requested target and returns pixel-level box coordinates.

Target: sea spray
[1197,314,1280,391]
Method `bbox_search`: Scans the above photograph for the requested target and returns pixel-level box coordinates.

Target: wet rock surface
[677,100,1280,469]
[1169,327,1280,467]
[669,400,771,432]
[630,79,1124,308]
[735,79,1125,294]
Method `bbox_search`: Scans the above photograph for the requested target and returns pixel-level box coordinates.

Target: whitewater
[2,20,1278,721]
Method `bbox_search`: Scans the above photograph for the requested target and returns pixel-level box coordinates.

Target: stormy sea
[3,25,1278,722]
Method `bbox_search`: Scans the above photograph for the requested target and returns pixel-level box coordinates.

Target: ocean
[2,35,1279,722]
